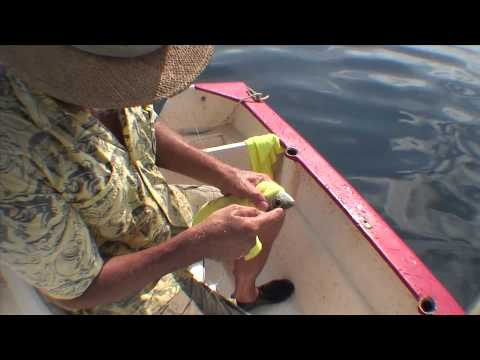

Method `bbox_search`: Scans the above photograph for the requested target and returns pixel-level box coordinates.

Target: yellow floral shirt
[0,70,197,314]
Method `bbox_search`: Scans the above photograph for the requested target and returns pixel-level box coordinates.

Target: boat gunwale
[194,82,464,315]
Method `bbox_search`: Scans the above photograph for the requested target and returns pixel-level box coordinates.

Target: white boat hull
[0,82,464,315]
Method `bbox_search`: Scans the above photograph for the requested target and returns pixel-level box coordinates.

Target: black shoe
[235,279,295,311]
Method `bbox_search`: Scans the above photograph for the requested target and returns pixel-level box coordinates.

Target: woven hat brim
[0,45,214,108]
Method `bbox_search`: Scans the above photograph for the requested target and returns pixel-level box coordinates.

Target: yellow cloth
[192,180,287,260]
[245,134,283,179]
[192,134,285,261]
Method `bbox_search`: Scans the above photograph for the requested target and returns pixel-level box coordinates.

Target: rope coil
[246,87,270,102]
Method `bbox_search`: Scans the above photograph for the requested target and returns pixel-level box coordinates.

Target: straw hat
[0,45,214,108]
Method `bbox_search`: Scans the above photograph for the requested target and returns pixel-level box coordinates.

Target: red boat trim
[195,82,464,315]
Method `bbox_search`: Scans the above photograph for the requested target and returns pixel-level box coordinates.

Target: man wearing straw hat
[0,45,294,314]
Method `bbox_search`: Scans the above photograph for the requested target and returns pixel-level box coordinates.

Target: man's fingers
[231,205,263,218]
[251,207,285,228]
[253,197,269,211]
[246,171,271,185]
[258,173,272,182]
[244,182,269,211]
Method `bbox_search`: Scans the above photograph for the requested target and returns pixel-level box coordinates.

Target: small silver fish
[268,191,295,210]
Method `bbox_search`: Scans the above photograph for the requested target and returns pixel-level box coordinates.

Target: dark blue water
[198,45,480,309]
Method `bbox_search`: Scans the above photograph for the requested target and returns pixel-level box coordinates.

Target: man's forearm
[49,227,205,310]
[154,120,235,189]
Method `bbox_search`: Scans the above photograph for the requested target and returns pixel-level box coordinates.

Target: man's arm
[154,121,269,210]
[46,205,283,311]
[46,226,204,310]
[154,120,236,190]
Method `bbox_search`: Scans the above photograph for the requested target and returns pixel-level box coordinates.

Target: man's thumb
[255,207,285,228]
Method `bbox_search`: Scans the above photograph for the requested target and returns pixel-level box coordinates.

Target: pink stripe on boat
[195,82,464,315]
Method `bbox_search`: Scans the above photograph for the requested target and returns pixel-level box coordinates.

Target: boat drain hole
[418,296,436,315]
[286,147,298,157]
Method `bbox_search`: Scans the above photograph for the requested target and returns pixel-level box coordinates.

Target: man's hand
[219,169,271,211]
[192,204,285,261]
[47,204,286,311]
[154,122,272,211]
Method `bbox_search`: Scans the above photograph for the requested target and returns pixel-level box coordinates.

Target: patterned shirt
[0,69,197,313]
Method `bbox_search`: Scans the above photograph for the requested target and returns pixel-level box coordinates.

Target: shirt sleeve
[0,157,104,300]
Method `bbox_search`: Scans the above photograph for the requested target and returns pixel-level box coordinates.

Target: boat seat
[0,265,65,315]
